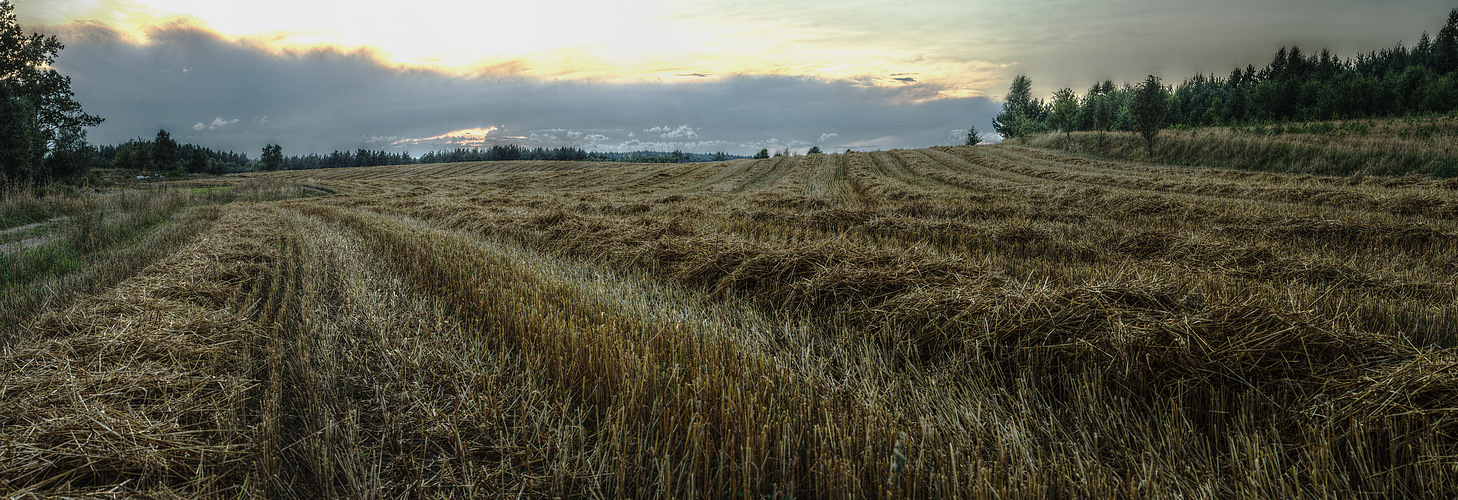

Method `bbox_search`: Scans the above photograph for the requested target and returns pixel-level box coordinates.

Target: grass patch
[0,179,319,342]
[1025,116,1458,178]
[0,221,59,245]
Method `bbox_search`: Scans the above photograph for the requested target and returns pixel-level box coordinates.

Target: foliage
[1130,75,1169,156]
[993,75,1048,140]
[965,126,982,146]
[807,146,823,154]
[111,140,152,171]
[259,144,283,172]
[754,149,770,159]
[1049,87,1079,144]
[152,130,179,173]
[0,80,40,181]
[0,0,103,185]
[1007,9,1458,142]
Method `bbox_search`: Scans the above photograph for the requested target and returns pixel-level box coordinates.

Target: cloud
[393,127,502,148]
[647,125,698,140]
[946,128,969,146]
[193,122,206,131]
[818,133,839,143]
[675,73,709,78]
[892,77,917,84]
[48,22,1002,156]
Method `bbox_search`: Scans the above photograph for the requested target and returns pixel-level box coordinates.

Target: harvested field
[5,145,1458,497]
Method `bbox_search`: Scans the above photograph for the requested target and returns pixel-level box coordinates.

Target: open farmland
[4,145,1458,497]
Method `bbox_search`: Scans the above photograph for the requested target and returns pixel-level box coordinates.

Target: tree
[260,144,283,171]
[0,80,40,182]
[0,0,103,184]
[993,75,1034,140]
[807,146,823,154]
[712,151,728,161]
[1086,81,1116,144]
[44,125,95,181]
[754,149,769,159]
[1130,75,1169,157]
[1435,8,1458,74]
[964,126,982,146]
[113,140,152,171]
[1049,87,1079,146]
[153,129,179,172]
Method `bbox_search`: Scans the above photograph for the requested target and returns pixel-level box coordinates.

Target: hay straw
[1,206,281,496]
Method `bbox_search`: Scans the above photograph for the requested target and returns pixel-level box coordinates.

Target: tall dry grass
[1025,116,1458,177]
[0,179,317,343]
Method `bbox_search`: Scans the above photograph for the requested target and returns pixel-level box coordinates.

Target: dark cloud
[990,0,1456,94]
[892,77,917,84]
[46,22,1000,157]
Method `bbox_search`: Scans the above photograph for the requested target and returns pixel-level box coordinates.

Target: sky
[14,0,1456,157]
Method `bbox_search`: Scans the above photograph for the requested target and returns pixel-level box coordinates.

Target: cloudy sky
[15,0,1455,157]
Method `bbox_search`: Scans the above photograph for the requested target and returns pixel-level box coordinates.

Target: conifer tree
[993,75,1034,140]
[1435,9,1458,74]
[153,129,179,171]
[964,126,982,146]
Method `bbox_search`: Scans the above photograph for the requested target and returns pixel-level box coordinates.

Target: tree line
[273,146,742,171]
[73,137,747,177]
[992,9,1458,148]
[102,130,254,175]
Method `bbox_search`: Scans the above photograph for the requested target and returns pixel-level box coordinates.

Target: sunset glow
[22,0,999,97]
[393,127,506,148]
[14,0,1448,157]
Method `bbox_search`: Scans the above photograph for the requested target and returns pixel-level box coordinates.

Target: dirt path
[0,218,65,254]
[0,234,57,254]
[0,218,60,236]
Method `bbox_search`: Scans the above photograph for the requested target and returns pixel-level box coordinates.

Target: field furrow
[9,145,1458,497]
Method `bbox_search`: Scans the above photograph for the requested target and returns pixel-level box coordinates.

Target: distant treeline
[99,130,252,176]
[276,145,743,171]
[416,146,740,166]
[280,149,417,170]
[77,134,748,177]
[994,9,1458,140]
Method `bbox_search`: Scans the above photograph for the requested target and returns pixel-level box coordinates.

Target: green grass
[0,179,320,342]
[0,245,82,288]
[0,221,59,245]
[1,186,63,231]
